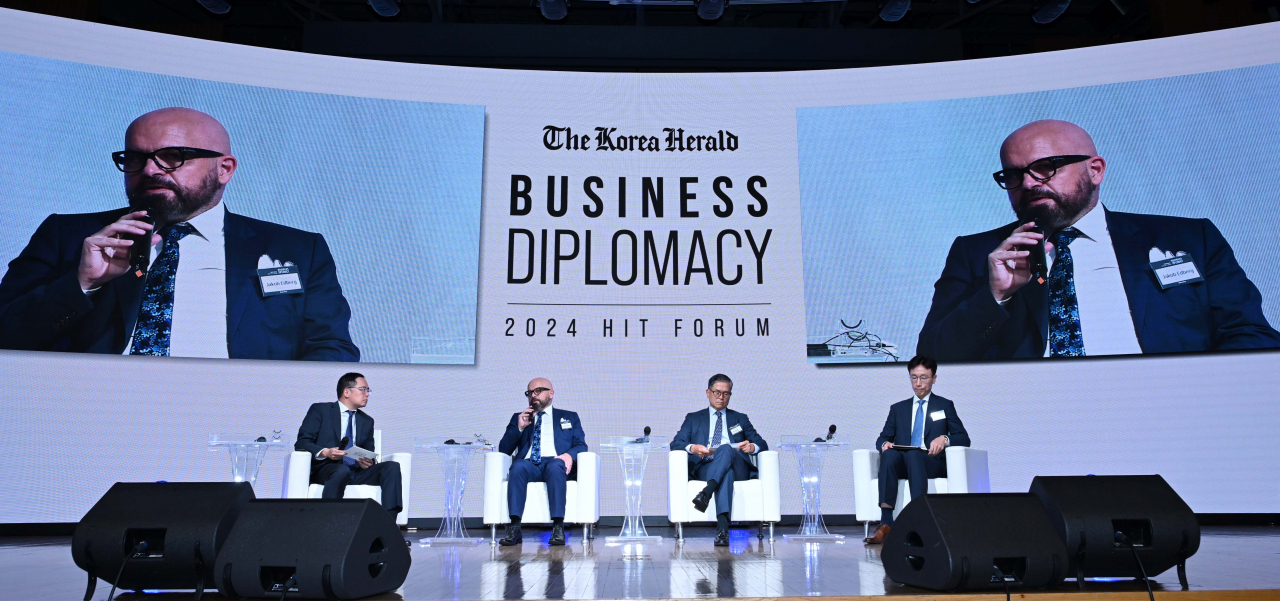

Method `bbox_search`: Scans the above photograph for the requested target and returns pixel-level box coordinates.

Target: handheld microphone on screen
[126,212,155,278]
[814,424,836,443]
[1027,223,1048,285]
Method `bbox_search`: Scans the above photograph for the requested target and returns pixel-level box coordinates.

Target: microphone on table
[635,426,651,444]
[255,436,267,442]
[814,424,837,443]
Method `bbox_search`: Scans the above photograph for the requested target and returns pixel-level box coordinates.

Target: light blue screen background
[0,51,484,364]
[799,62,1280,362]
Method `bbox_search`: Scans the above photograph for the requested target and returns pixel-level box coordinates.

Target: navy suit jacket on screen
[916,208,1280,360]
[0,206,359,361]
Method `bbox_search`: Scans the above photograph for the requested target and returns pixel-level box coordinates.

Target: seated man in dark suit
[917,119,1279,361]
[865,356,968,544]
[295,372,402,519]
[0,107,358,361]
[496,377,587,547]
[670,373,768,547]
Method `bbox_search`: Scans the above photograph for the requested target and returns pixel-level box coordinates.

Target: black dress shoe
[692,490,712,513]
[714,529,729,546]
[549,523,566,546]
[499,524,522,546]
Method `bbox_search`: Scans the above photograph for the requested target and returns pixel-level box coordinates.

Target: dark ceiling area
[1,0,1276,71]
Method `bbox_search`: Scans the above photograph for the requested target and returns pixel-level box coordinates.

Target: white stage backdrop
[1,8,1279,523]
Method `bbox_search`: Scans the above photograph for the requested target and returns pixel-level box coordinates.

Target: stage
[5,525,1277,600]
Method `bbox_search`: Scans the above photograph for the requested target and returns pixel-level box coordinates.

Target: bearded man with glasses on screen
[496,377,587,547]
[0,107,358,361]
[916,119,1279,361]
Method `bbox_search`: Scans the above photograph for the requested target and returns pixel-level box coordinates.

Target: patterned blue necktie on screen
[709,410,724,449]
[343,411,356,466]
[1048,227,1085,357]
[129,223,194,356]
[910,400,926,448]
[530,411,545,465]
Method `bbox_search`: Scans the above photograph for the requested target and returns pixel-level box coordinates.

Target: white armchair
[282,429,413,527]
[666,450,781,540]
[482,451,600,542]
[853,446,989,539]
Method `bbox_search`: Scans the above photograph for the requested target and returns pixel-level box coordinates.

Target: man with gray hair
[670,373,769,546]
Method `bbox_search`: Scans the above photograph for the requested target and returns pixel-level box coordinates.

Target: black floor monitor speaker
[1029,475,1199,586]
[214,499,411,599]
[882,493,1068,592]
[72,482,256,599]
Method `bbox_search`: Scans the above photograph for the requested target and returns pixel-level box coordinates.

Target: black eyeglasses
[992,155,1092,190]
[524,388,550,397]
[112,146,225,174]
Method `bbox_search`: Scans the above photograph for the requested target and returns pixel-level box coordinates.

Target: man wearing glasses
[0,107,358,361]
[496,377,587,547]
[295,373,403,518]
[917,119,1278,361]
[864,356,968,545]
[670,373,768,546]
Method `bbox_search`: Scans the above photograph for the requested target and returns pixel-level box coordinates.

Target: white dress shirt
[123,202,229,357]
[1043,205,1143,356]
[523,408,558,460]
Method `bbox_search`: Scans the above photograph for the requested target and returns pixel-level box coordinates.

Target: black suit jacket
[0,206,359,361]
[295,401,375,478]
[670,408,769,477]
[917,208,1280,360]
[874,394,970,451]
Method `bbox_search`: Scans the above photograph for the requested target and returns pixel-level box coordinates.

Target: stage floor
[5,525,1278,600]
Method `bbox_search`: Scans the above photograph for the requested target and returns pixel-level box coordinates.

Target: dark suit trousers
[315,461,403,514]
[508,458,568,519]
[692,446,752,516]
[878,449,946,508]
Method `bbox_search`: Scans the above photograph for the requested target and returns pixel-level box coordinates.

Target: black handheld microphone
[338,436,349,449]
[1028,224,1048,285]
[126,213,155,278]
[636,426,651,444]
[826,424,837,441]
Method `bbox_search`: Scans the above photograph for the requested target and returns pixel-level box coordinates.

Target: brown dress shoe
[863,524,890,544]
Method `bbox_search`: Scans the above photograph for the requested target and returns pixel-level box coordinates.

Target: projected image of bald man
[917,119,1279,361]
[0,108,360,361]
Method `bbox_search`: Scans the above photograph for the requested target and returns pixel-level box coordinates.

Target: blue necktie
[910,400,926,448]
[343,410,356,466]
[709,410,724,449]
[1048,227,1085,357]
[530,411,545,465]
[129,223,194,356]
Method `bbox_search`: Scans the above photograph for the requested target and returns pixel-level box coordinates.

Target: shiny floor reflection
[3,525,1278,600]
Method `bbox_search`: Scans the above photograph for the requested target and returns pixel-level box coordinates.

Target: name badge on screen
[729,424,743,435]
[1150,256,1203,289]
[560,419,572,430]
[258,266,303,296]
[930,410,946,421]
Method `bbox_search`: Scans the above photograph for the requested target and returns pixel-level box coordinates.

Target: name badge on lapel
[729,424,743,435]
[1150,256,1203,290]
[258,265,304,297]
[930,410,946,422]
[560,418,573,430]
